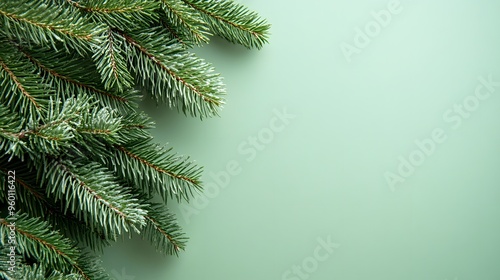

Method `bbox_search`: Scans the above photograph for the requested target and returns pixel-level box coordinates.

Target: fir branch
[182,0,270,49]
[160,0,211,46]
[41,158,147,238]
[19,97,89,157]
[161,20,186,45]
[67,0,159,30]
[0,214,80,275]
[0,246,25,280]
[0,42,51,121]
[0,256,81,280]
[115,111,155,143]
[0,0,105,54]
[142,203,187,256]
[99,139,202,202]
[0,155,111,251]
[0,104,26,157]
[14,42,139,113]
[69,254,109,280]
[0,215,107,279]
[92,28,134,92]
[76,107,123,157]
[0,157,46,216]
[0,61,40,110]
[117,27,225,118]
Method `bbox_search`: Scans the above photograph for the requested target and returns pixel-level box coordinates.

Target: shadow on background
[102,232,178,279]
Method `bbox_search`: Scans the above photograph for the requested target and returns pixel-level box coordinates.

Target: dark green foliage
[183,0,271,49]
[143,202,188,255]
[160,0,211,46]
[0,0,269,279]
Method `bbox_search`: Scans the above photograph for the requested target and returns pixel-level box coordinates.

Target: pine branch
[0,0,105,54]
[115,112,155,143]
[0,214,79,274]
[69,0,158,93]
[0,246,23,280]
[99,139,203,202]
[14,42,139,113]
[75,107,124,157]
[78,108,122,141]
[0,215,109,280]
[48,212,112,253]
[142,202,187,256]
[22,98,85,157]
[68,0,159,30]
[68,253,109,280]
[0,155,111,251]
[73,107,154,160]
[0,41,51,122]
[161,19,187,46]
[116,27,225,118]
[7,97,93,158]
[1,261,81,280]
[0,156,46,216]
[0,104,26,158]
[0,60,41,114]
[40,158,147,238]
[0,242,22,280]
[159,0,211,46]
[182,0,270,49]
[92,28,134,93]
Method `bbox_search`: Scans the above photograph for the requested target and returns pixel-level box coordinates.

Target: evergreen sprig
[0,41,51,122]
[183,0,270,49]
[0,0,105,53]
[143,202,187,255]
[0,214,79,274]
[14,41,140,113]
[0,155,111,252]
[40,159,147,237]
[0,0,269,278]
[0,214,109,279]
[160,0,211,46]
[120,27,225,117]
[102,139,203,202]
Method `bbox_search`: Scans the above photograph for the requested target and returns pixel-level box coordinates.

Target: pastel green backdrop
[102,1,500,279]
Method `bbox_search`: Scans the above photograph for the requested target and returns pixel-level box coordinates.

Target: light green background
[102,1,500,279]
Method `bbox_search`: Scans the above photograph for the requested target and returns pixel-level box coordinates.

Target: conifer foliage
[0,0,269,278]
